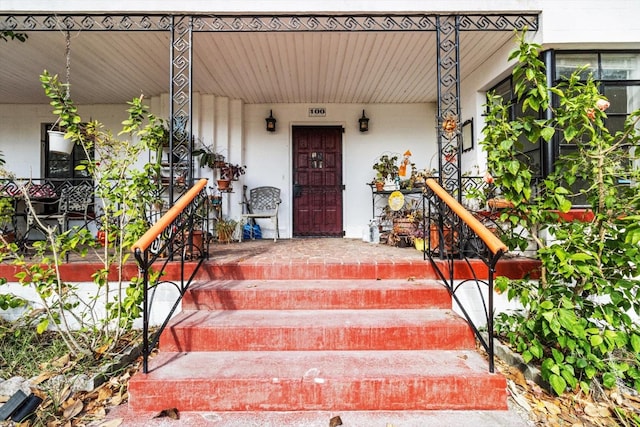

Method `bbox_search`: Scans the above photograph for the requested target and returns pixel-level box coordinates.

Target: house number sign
[308,107,326,117]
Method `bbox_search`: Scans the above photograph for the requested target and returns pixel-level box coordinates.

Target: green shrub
[485,31,640,396]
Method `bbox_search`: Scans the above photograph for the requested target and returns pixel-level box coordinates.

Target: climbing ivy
[484,31,640,396]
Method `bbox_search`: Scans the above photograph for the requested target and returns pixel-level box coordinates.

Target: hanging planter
[48,31,75,155]
[48,129,74,154]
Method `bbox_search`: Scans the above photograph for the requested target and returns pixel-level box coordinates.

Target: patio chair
[25,182,94,238]
[240,186,281,242]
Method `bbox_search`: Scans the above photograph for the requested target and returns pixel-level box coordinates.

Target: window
[42,123,93,181]
[554,51,640,206]
[487,50,640,207]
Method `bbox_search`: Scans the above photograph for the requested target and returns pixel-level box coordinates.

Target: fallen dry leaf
[507,380,532,412]
[31,371,55,385]
[154,408,179,419]
[507,366,527,387]
[97,418,123,427]
[91,406,107,419]
[329,415,343,426]
[94,342,110,357]
[110,390,124,406]
[97,386,113,402]
[63,398,83,419]
[52,353,70,368]
[583,403,610,418]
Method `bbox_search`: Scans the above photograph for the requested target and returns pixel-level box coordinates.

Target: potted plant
[192,144,225,169]
[217,162,246,191]
[410,225,427,252]
[412,168,434,189]
[47,117,78,155]
[220,162,246,181]
[372,154,399,191]
[215,218,237,243]
[379,199,420,247]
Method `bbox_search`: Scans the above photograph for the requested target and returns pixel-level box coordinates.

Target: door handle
[293,183,303,198]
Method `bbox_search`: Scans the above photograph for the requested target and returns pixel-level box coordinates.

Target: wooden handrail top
[131,178,208,254]
[426,178,508,257]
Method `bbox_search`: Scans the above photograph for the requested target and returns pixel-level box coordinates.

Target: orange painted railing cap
[132,179,208,253]
[426,178,507,257]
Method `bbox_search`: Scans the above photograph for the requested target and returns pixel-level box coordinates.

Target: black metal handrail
[132,178,210,373]
[423,178,508,372]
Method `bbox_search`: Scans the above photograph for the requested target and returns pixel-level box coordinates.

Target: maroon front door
[292,126,343,237]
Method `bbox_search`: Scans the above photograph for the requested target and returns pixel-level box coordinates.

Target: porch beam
[0,14,172,31]
[2,13,537,33]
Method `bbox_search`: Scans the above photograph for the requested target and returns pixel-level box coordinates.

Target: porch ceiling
[0,30,514,105]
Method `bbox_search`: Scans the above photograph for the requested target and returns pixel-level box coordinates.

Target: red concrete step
[128,350,507,412]
[182,279,451,310]
[200,259,437,280]
[159,308,475,352]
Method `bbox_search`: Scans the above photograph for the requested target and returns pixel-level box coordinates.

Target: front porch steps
[127,278,508,413]
[130,350,505,412]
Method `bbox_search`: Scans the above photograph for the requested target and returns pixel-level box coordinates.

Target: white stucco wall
[185,98,437,239]
[0,103,135,178]
[0,97,436,240]
[3,0,544,14]
[242,102,437,239]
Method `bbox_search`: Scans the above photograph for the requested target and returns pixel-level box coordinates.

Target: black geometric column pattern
[436,15,462,202]
[169,15,193,205]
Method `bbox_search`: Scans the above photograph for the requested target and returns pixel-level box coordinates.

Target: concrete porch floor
[1,237,539,283]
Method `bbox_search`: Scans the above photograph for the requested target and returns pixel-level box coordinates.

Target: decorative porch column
[169,15,193,205]
[436,15,462,202]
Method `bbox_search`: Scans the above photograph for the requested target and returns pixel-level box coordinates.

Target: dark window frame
[42,123,94,182]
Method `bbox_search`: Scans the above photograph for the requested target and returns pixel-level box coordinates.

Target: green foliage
[0,71,166,357]
[372,154,399,181]
[0,196,14,232]
[34,71,166,355]
[487,31,640,396]
[193,144,225,169]
[0,31,28,43]
[0,319,82,379]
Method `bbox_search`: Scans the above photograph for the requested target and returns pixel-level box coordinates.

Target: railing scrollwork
[132,178,209,373]
[423,178,507,372]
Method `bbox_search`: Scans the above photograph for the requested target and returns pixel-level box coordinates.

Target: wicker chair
[240,186,281,242]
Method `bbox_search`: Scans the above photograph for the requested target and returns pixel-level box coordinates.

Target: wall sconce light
[265,110,277,132]
[358,110,369,132]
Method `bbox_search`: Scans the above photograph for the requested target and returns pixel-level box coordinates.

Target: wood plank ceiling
[0,29,514,105]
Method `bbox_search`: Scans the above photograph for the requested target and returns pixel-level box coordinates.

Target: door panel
[293,126,343,237]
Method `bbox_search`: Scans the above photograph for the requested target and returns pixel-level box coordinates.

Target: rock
[0,377,30,397]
